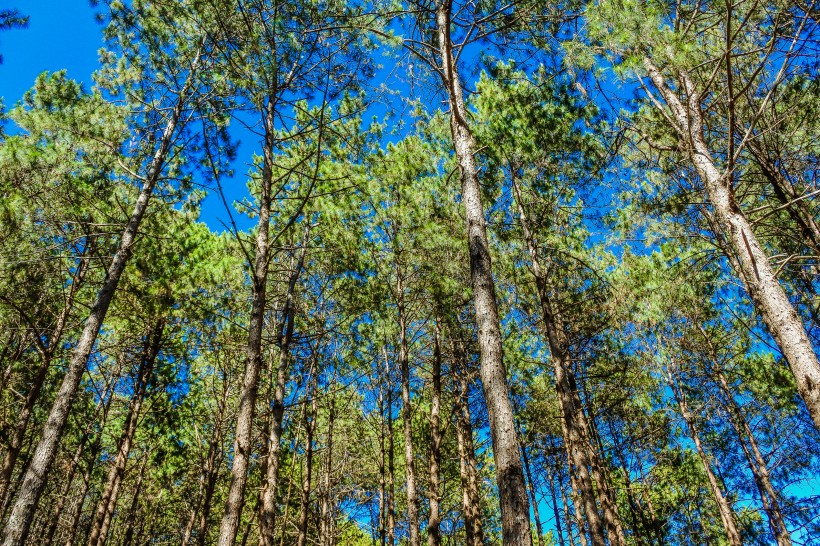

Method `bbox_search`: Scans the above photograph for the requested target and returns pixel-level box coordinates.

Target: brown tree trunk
[319,388,335,546]
[575,379,627,546]
[396,270,420,546]
[0,60,199,546]
[0,244,90,511]
[259,222,311,546]
[643,58,820,431]
[119,454,148,546]
[42,360,120,546]
[544,444,566,546]
[668,367,742,546]
[296,364,318,546]
[434,4,533,543]
[217,96,277,546]
[521,443,544,546]
[386,352,396,546]
[378,373,387,546]
[697,327,792,546]
[452,344,485,546]
[510,175,606,546]
[427,321,442,546]
[87,320,164,546]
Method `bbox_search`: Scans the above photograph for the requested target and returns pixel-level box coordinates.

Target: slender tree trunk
[544,445,566,546]
[668,369,742,546]
[296,365,318,546]
[119,454,148,546]
[0,245,90,511]
[452,344,485,546]
[427,321,442,546]
[521,443,544,546]
[717,370,791,546]
[259,222,311,546]
[434,5,532,543]
[698,329,792,546]
[43,361,120,546]
[643,58,820,431]
[575,381,626,546]
[196,429,224,546]
[217,96,277,546]
[510,175,605,546]
[378,377,387,546]
[87,320,164,546]
[395,271,420,546]
[319,389,335,546]
[0,61,199,546]
[386,356,396,546]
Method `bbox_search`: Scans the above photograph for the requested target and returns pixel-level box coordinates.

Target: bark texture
[217,96,276,546]
[435,4,533,543]
[643,57,820,431]
[0,64,196,546]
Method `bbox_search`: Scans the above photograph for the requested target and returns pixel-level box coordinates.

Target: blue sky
[0,1,100,103]
[0,1,258,232]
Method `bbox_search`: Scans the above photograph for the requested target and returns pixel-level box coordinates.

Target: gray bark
[217,96,276,546]
[0,60,197,546]
[434,4,533,543]
[258,222,311,546]
[643,57,820,431]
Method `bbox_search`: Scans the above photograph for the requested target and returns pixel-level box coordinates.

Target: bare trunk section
[296,363,318,546]
[0,243,91,510]
[452,342,485,546]
[217,96,277,546]
[427,321,443,546]
[510,175,606,546]
[378,370,388,546]
[259,223,311,546]
[396,271,420,546]
[544,445,567,546]
[668,368,742,546]
[318,406,335,546]
[643,57,820,431]
[87,320,164,546]
[521,443,544,546]
[120,453,148,546]
[0,59,198,546]
[386,353,396,546]
[319,389,335,546]
[43,360,121,546]
[697,327,791,546]
[435,4,532,543]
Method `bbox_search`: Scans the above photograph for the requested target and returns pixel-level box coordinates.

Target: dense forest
[0,0,818,545]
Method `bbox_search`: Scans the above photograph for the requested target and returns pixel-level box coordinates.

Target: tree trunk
[217,95,277,546]
[87,320,164,546]
[378,374,387,546]
[296,364,318,546]
[544,444,566,546]
[0,244,90,511]
[510,174,606,546]
[386,353,396,546]
[643,57,820,431]
[319,388,335,546]
[119,454,148,546]
[0,61,198,546]
[396,270,420,546]
[434,5,532,544]
[427,321,442,546]
[668,368,742,546]
[698,328,792,546]
[452,343,485,546]
[521,443,544,546]
[259,222,311,546]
